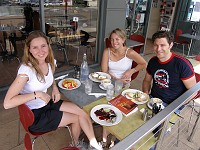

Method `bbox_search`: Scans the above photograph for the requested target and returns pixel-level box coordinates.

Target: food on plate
[91,72,107,80]
[125,92,148,102]
[62,79,78,89]
[150,98,162,104]
[94,108,116,123]
[101,79,112,88]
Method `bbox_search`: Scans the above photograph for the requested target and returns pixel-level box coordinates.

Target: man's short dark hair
[152,31,174,44]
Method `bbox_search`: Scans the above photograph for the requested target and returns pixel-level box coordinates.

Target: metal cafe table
[58,73,157,149]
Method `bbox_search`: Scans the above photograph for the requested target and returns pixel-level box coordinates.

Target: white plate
[99,84,107,90]
[90,104,123,126]
[147,101,165,110]
[58,78,81,90]
[121,89,149,105]
[89,72,111,83]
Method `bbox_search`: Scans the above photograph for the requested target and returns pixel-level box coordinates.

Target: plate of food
[121,89,149,104]
[89,72,111,83]
[58,78,81,90]
[90,104,123,126]
[147,98,165,110]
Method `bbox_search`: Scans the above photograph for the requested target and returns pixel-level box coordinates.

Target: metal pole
[39,0,45,34]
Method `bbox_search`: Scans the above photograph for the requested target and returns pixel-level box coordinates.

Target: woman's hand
[52,86,61,103]
[121,69,133,81]
[36,91,51,104]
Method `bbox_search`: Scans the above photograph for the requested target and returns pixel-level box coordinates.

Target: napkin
[88,93,106,98]
[55,74,69,81]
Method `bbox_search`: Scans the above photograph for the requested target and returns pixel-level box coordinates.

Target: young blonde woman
[101,28,147,85]
[101,28,147,146]
[3,31,102,150]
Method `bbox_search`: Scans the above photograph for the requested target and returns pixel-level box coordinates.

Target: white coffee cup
[150,98,164,109]
[101,79,112,89]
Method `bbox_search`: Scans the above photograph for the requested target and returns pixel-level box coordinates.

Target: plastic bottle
[80,53,89,84]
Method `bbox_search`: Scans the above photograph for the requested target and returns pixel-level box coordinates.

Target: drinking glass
[106,84,114,101]
[85,79,92,94]
[114,80,123,96]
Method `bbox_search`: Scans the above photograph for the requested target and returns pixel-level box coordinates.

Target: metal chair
[71,30,94,64]
[187,73,200,142]
[129,34,145,80]
[174,29,190,56]
[18,104,75,150]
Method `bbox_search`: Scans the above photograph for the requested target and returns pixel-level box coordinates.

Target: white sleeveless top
[18,63,54,110]
[108,48,132,79]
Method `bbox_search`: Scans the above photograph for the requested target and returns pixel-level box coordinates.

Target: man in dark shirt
[143,30,196,106]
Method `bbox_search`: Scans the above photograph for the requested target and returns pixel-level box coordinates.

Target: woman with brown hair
[3,31,102,150]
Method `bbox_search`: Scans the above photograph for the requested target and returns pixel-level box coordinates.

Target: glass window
[187,0,200,21]
[0,0,98,75]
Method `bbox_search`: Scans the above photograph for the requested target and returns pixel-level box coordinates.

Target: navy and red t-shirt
[147,53,195,104]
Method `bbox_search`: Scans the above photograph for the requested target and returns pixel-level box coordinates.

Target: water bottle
[80,53,89,84]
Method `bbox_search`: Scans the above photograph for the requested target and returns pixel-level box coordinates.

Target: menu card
[109,95,138,117]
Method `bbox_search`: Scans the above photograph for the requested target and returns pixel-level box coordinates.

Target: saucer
[99,84,107,90]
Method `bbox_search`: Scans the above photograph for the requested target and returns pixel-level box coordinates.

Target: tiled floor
[0,40,200,150]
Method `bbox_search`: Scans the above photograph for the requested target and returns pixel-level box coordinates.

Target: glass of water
[85,79,93,94]
[114,80,123,96]
[106,84,114,101]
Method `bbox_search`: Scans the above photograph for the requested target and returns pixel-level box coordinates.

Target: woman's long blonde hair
[109,28,127,46]
[22,30,55,82]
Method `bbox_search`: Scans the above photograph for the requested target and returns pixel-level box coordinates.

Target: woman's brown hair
[22,30,55,82]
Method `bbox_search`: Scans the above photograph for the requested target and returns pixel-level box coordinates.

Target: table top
[79,27,97,33]
[53,24,72,29]
[180,33,200,40]
[58,33,85,39]
[126,39,144,48]
[188,58,200,74]
[83,97,149,140]
[0,26,19,32]
[59,70,107,107]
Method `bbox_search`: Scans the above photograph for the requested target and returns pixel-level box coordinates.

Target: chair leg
[182,44,185,56]
[65,125,75,146]
[32,136,50,150]
[24,133,32,150]
[176,119,181,146]
[76,47,80,65]
[188,109,200,142]
[187,101,195,132]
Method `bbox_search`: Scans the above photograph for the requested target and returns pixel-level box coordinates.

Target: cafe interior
[0,0,200,150]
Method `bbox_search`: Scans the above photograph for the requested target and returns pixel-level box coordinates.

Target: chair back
[175,29,183,43]
[24,133,32,150]
[195,73,200,83]
[195,55,200,61]
[70,21,78,32]
[129,34,145,53]
[80,30,90,46]
[195,73,200,98]
[18,104,34,133]
[105,37,111,48]
[129,34,145,80]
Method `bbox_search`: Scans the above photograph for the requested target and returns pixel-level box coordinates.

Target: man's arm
[183,75,197,104]
[182,75,196,90]
[142,72,153,95]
